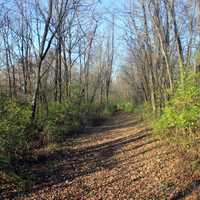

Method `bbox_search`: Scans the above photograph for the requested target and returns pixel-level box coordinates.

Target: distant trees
[122,0,200,115]
[117,0,200,153]
[2,0,200,118]
[0,0,116,121]
[0,0,120,163]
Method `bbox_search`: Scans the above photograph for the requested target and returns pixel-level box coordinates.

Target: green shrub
[134,102,153,121]
[117,102,134,113]
[44,101,115,142]
[154,73,200,149]
[0,102,31,160]
[44,102,83,142]
[0,92,9,119]
[103,103,118,116]
[0,155,10,169]
[81,103,104,126]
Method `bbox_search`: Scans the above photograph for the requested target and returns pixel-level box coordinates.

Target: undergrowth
[153,73,200,154]
[0,100,123,168]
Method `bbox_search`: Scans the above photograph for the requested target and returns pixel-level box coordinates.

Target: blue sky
[99,0,126,74]
[0,0,127,73]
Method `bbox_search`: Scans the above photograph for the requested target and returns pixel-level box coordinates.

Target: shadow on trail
[171,179,200,200]
[12,115,159,199]
[85,118,140,135]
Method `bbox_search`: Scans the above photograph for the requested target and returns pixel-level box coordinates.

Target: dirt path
[15,113,200,200]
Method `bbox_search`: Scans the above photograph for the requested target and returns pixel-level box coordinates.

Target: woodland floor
[2,113,200,200]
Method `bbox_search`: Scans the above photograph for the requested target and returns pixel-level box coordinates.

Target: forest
[1,0,200,199]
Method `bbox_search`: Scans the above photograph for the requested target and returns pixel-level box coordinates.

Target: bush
[0,102,31,161]
[81,103,104,126]
[44,102,83,142]
[103,103,118,116]
[0,155,10,169]
[117,102,134,113]
[134,102,153,121]
[154,73,200,149]
[0,92,9,119]
[43,101,117,142]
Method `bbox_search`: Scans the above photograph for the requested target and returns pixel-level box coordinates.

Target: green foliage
[82,103,104,126]
[0,97,125,169]
[44,102,83,142]
[0,92,9,119]
[44,101,119,142]
[154,73,200,149]
[103,103,118,116]
[134,102,153,121]
[103,101,135,115]
[0,102,31,160]
[117,102,134,113]
[0,155,10,169]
